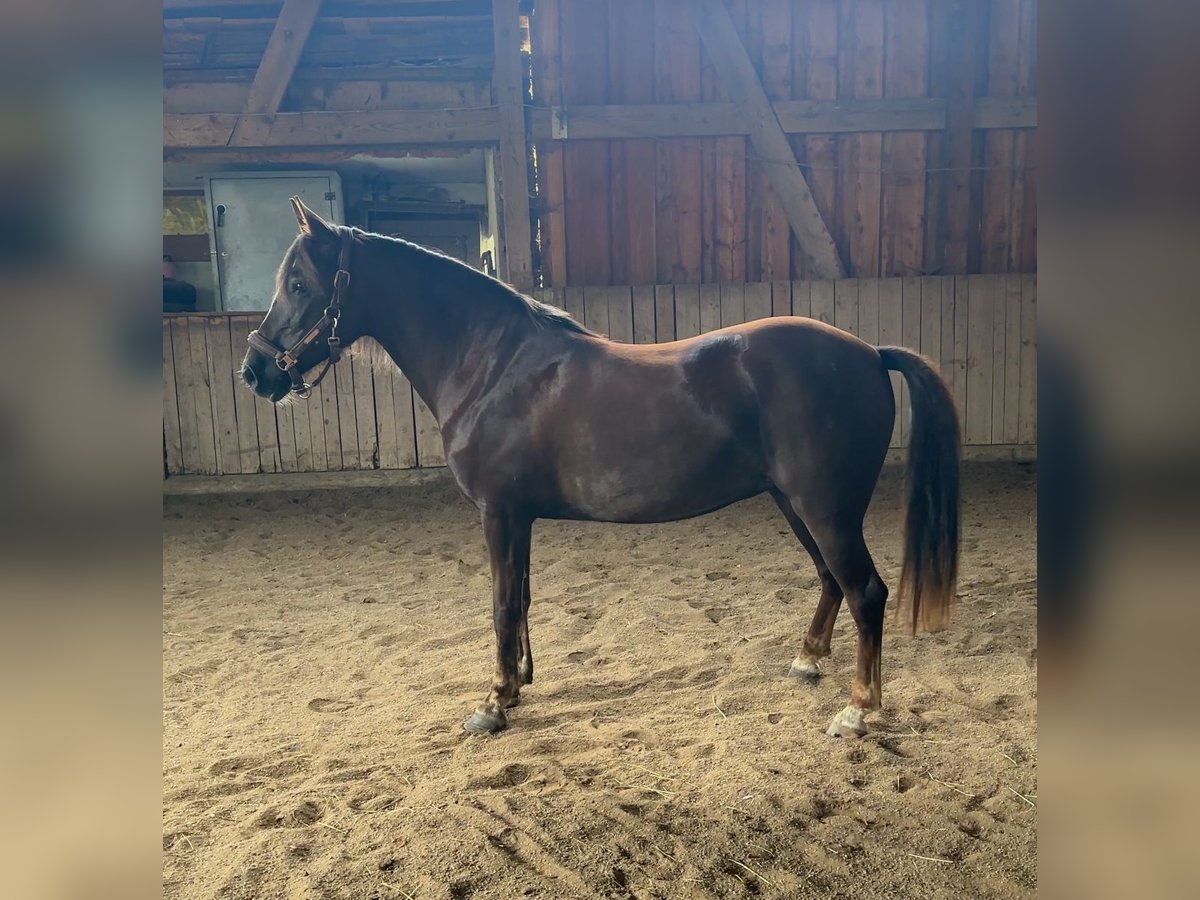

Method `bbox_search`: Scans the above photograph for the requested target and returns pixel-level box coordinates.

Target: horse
[240,198,960,739]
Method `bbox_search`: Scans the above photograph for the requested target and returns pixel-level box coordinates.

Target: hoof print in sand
[308,698,354,713]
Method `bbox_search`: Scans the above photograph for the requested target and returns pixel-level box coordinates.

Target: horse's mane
[366,231,597,337]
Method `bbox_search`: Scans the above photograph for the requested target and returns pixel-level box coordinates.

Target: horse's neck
[362,242,526,422]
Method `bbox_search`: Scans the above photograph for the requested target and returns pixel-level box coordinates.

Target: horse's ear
[289,196,335,240]
[290,196,307,230]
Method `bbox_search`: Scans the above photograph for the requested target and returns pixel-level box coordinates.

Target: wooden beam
[529,99,950,140]
[164,108,501,148]
[683,0,844,279]
[490,0,533,290]
[230,0,324,145]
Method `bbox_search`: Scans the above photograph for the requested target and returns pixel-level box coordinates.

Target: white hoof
[825,705,867,739]
[788,657,822,681]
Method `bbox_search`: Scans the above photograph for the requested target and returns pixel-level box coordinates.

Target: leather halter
[247,229,353,399]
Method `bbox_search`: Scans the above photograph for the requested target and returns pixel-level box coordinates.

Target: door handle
[215,204,226,227]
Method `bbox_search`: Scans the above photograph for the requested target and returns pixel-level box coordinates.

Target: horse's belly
[551,426,768,523]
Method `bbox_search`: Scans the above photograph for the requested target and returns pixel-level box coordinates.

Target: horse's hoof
[788,657,821,683]
[463,708,508,734]
[825,705,867,739]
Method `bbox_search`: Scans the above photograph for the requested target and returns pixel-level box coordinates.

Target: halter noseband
[247,228,354,399]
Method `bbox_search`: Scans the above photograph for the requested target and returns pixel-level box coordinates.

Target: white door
[207,173,342,312]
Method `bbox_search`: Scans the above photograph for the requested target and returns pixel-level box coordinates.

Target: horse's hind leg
[770,490,844,681]
[804,521,888,738]
[517,555,534,686]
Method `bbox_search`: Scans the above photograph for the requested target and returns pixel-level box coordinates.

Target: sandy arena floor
[163,462,1036,899]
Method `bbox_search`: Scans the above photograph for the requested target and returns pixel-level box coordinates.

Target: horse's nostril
[242,366,257,389]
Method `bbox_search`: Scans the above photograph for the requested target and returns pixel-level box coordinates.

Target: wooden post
[683,0,845,279]
[229,0,323,146]
[491,0,534,290]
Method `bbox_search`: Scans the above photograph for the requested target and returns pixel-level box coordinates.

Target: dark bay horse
[240,199,960,739]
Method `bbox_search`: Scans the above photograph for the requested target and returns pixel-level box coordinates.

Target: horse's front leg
[464,509,531,734]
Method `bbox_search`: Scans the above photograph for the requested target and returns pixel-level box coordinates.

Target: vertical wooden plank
[274,397,300,473]
[791,279,811,319]
[654,0,703,283]
[564,286,585,326]
[837,0,884,278]
[372,358,416,471]
[413,392,444,467]
[333,362,358,470]
[877,278,904,447]
[253,392,282,474]
[392,367,419,470]
[857,278,879,345]
[756,0,793,281]
[939,278,958,419]
[990,273,1008,442]
[1003,275,1022,444]
[607,286,634,344]
[184,317,218,475]
[699,283,722,333]
[1014,0,1037,273]
[981,0,1020,273]
[674,284,701,339]
[719,282,745,328]
[563,142,613,285]
[373,356,401,471]
[227,316,261,474]
[834,279,858,336]
[965,274,995,445]
[561,0,612,286]
[315,365,342,469]
[740,0,763,282]
[1019,130,1038,273]
[303,369,329,473]
[921,0,950,277]
[203,317,240,475]
[714,136,747,282]
[920,276,944,374]
[583,286,611,337]
[162,319,184,475]
[880,0,928,277]
[492,0,534,289]
[287,369,314,472]
[951,275,969,422]
[632,285,656,343]
[901,276,923,446]
[940,0,986,275]
[745,282,772,322]
[352,354,378,468]
[799,0,840,280]
[607,0,658,286]
[531,0,567,287]
[809,280,835,326]
[770,280,792,317]
[654,284,677,342]
[1017,274,1037,446]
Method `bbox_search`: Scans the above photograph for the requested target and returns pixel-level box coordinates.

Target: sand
[163,462,1036,899]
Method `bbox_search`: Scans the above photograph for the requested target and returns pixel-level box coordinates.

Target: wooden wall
[162,274,1034,476]
[531,0,1037,286]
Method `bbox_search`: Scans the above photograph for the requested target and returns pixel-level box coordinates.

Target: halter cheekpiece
[247,228,353,399]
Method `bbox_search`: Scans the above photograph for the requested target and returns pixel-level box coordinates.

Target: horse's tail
[878,346,961,633]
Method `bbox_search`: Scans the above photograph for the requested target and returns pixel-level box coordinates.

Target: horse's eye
[290,280,306,294]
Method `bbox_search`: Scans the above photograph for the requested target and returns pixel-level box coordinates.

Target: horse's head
[240,198,362,402]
